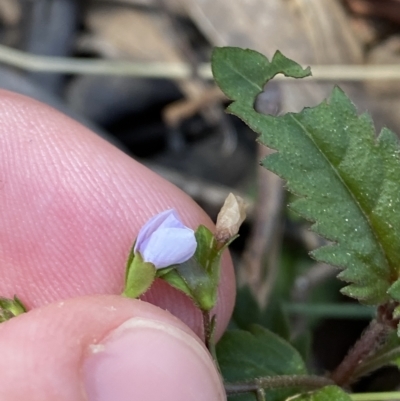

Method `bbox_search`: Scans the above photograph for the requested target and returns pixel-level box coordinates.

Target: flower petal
[141,227,197,268]
[135,209,183,253]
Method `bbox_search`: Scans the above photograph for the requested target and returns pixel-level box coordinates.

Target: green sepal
[122,248,156,298]
[156,267,193,298]
[158,225,232,311]
[0,296,27,322]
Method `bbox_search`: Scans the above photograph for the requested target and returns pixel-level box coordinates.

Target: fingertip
[84,317,225,401]
[0,296,226,401]
[0,90,235,338]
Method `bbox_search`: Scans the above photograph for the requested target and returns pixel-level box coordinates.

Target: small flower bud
[215,193,247,242]
[134,209,197,269]
[124,209,197,298]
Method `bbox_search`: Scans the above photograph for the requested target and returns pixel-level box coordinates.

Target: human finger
[0,295,226,401]
[0,90,235,338]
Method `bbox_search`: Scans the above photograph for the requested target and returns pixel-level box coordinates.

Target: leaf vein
[288,113,391,277]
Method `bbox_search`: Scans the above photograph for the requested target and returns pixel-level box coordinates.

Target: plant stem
[2,43,400,81]
[353,346,400,380]
[224,375,334,395]
[330,319,388,386]
[255,388,266,401]
[350,392,400,401]
[202,310,220,372]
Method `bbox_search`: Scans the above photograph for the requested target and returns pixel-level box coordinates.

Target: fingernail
[83,317,226,401]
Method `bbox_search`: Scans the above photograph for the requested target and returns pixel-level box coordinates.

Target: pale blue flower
[134,209,197,269]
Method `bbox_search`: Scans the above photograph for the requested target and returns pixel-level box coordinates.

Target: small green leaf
[0,296,27,322]
[212,46,400,307]
[217,325,307,401]
[156,267,193,298]
[123,250,156,298]
[293,386,352,401]
[174,259,216,310]
[158,225,226,311]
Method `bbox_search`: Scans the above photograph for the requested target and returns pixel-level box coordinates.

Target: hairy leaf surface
[212,47,400,305]
[217,325,307,401]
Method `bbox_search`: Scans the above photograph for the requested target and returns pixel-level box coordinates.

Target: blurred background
[4,0,400,392]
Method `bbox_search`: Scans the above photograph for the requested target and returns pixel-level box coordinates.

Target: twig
[286,225,326,252]
[2,43,400,80]
[353,346,400,381]
[0,43,203,78]
[143,161,254,217]
[349,303,399,382]
[163,86,225,128]
[156,0,227,134]
[292,263,338,302]
[330,319,389,386]
[345,0,400,25]
[290,262,338,336]
[238,145,284,308]
[156,0,199,71]
[225,375,334,395]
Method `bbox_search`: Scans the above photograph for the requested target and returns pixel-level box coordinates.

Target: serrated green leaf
[212,48,310,104]
[212,46,400,306]
[293,386,352,401]
[217,325,307,401]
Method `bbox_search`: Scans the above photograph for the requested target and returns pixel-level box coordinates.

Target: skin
[0,91,236,401]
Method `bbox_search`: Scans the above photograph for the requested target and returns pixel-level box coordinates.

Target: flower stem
[202,310,221,372]
[224,375,334,395]
[330,319,388,386]
[350,392,400,401]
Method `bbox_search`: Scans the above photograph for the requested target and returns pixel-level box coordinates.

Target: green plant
[210,47,400,401]
[4,46,400,401]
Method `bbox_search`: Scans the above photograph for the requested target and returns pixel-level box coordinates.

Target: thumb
[0,295,226,401]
